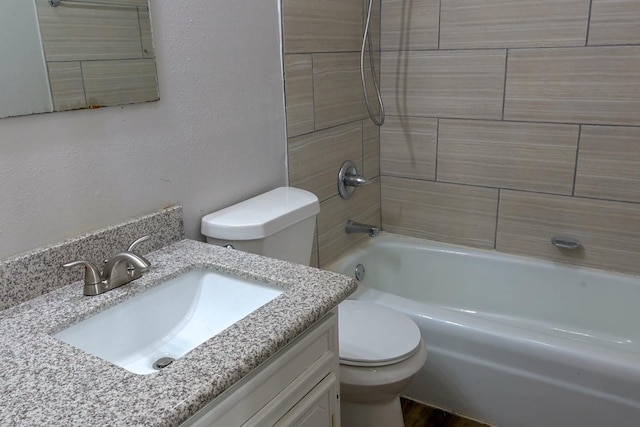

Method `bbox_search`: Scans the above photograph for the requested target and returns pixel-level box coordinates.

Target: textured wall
[282,0,382,267]
[379,0,640,274]
[0,0,287,260]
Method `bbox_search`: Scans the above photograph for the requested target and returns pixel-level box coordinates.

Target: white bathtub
[328,234,640,427]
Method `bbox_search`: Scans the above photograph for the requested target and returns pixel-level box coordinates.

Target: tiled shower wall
[379,0,640,275]
[282,0,382,267]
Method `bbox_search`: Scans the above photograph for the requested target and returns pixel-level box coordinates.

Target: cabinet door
[273,373,339,427]
[182,311,339,427]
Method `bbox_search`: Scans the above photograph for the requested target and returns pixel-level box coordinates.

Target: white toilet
[201,187,427,427]
[338,300,427,427]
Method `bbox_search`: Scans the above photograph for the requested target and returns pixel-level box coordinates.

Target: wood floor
[401,398,492,427]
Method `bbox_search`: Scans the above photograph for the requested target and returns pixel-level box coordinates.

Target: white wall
[0,0,287,260]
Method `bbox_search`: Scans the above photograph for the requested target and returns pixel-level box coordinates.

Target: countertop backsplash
[0,206,184,311]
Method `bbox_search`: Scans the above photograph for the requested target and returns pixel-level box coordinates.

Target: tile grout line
[437,0,442,49]
[265,43,640,55]
[494,189,501,250]
[501,49,509,120]
[80,61,88,108]
[435,118,440,180]
[572,125,582,196]
[585,0,594,46]
[361,120,366,176]
[366,115,640,129]
[311,54,317,132]
[136,6,144,56]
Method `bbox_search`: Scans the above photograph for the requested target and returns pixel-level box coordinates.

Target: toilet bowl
[200,187,427,426]
[338,300,427,427]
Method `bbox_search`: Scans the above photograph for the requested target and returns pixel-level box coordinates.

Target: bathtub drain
[355,264,365,281]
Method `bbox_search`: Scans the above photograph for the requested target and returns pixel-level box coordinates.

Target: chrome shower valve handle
[338,160,378,199]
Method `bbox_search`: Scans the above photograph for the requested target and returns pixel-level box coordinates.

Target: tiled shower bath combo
[281,0,640,426]
[282,0,640,274]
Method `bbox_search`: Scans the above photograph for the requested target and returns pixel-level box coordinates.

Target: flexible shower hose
[361,0,385,126]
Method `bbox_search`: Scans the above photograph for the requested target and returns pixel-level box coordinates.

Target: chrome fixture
[345,220,380,237]
[48,0,138,8]
[63,235,152,296]
[551,236,582,250]
[152,357,175,370]
[361,0,385,126]
[354,263,366,281]
[338,160,378,199]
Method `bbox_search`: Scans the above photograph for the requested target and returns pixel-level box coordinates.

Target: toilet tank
[201,187,320,266]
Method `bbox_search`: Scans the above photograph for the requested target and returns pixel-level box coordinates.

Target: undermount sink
[54,268,283,375]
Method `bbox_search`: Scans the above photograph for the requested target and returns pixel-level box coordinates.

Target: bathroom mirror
[0,0,158,119]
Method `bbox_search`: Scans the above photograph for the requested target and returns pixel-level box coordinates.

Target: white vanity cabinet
[183,310,340,427]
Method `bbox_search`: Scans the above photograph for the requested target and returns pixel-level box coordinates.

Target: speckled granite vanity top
[0,239,356,426]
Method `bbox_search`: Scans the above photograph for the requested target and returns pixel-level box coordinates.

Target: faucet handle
[62,260,102,285]
[127,234,151,253]
[338,160,379,199]
[343,174,378,187]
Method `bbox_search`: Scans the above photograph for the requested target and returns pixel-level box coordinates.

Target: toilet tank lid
[201,187,320,240]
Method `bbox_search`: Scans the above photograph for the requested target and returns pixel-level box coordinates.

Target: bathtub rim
[328,232,640,282]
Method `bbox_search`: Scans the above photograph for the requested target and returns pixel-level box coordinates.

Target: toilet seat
[338,300,422,367]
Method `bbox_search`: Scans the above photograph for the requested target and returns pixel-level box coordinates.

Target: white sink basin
[54,268,283,375]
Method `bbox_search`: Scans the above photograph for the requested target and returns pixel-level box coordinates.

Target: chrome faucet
[63,235,152,296]
[345,220,380,237]
[102,251,150,283]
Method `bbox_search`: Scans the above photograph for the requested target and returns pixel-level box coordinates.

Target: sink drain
[152,357,175,370]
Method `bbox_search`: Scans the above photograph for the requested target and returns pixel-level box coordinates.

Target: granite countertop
[0,239,357,426]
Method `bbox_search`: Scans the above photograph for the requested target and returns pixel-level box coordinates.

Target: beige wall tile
[138,6,154,58]
[37,0,144,61]
[496,190,640,275]
[363,120,381,179]
[284,55,315,137]
[589,0,640,45]
[48,62,86,111]
[438,120,579,194]
[381,50,506,119]
[380,116,437,179]
[381,177,499,248]
[504,46,640,126]
[318,183,381,267]
[82,59,158,107]
[440,0,590,49]
[380,0,439,51]
[288,122,363,202]
[575,126,640,203]
[313,53,368,130]
[282,0,362,53]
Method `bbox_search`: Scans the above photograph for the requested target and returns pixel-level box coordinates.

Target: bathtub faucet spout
[345,220,380,237]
